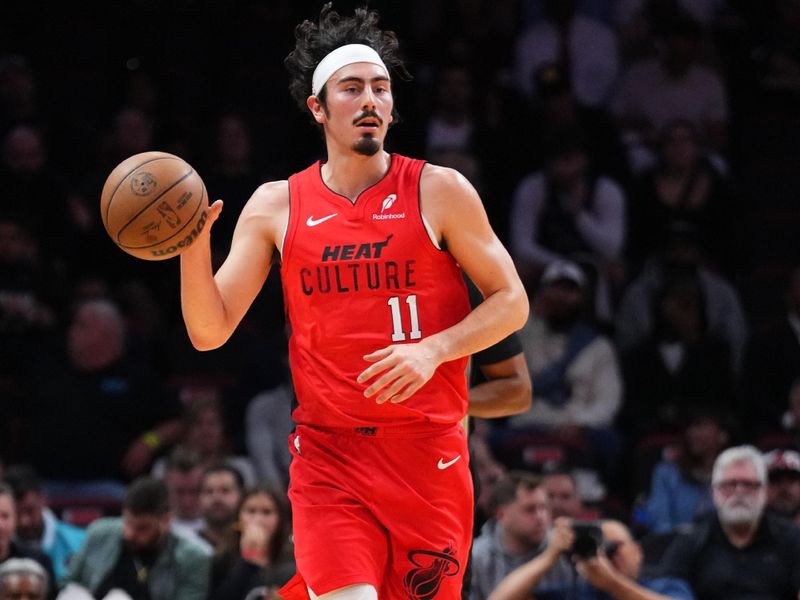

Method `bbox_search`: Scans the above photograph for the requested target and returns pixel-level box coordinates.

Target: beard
[353,134,381,156]
[124,532,162,555]
[717,500,762,526]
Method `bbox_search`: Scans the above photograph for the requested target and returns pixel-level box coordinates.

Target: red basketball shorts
[287,422,473,600]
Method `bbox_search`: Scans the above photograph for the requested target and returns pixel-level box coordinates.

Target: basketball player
[179,5,528,600]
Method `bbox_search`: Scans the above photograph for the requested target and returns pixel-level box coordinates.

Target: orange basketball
[100,151,208,261]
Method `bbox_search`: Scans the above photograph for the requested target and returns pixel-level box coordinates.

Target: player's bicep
[438,177,520,299]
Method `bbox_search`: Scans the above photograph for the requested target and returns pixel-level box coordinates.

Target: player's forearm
[180,241,234,350]
[468,376,532,418]
[426,286,529,366]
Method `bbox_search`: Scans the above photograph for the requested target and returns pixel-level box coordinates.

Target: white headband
[311,43,389,96]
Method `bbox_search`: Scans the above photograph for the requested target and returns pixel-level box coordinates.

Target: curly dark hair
[285,3,411,123]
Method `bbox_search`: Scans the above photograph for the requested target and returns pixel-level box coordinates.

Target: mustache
[353,111,383,125]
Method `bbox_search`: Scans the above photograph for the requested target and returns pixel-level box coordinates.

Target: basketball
[100,151,209,261]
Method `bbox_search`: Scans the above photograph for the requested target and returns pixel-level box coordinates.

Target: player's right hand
[359,340,441,404]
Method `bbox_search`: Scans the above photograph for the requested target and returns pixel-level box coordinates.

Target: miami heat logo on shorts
[404,544,460,600]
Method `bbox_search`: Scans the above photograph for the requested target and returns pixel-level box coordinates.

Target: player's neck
[321,150,391,203]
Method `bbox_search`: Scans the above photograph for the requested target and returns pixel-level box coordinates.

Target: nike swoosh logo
[306,213,338,227]
[437,455,461,470]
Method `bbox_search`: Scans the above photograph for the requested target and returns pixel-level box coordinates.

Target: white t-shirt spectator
[515,13,619,107]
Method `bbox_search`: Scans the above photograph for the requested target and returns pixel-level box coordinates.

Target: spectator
[758,378,800,453]
[470,471,577,600]
[151,395,257,488]
[0,483,55,598]
[23,298,183,500]
[488,519,695,600]
[615,221,748,376]
[61,476,209,600]
[0,217,60,403]
[750,0,800,99]
[493,260,623,486]
[0,217,57,336]
[2,465,86,585]
[97,107,156,173]
[0,558,48,600]
[210,485,295,600]
[160,447,205,537]
[763,449,800,525]
[659,445,800,599]
[0,125,72,264]
[640,408,730,534]
[518,62,630,186]
[614,0,728,61]
[620,267,735,439]
[626,119,739,276]
[611,15,729,173]
[744,265,800,437]
[509,128,627,323]
[245,382,294,491]
[197,465,244,552]
[0,55,40,134]
[420,62,486,159]
[514,0,620,107]
[203,113,270,264]
[542,471,601,520]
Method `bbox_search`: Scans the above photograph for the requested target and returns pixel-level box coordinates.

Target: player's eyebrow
[334,75,391,86]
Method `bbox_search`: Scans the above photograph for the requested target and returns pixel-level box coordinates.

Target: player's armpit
[417,165,529,361]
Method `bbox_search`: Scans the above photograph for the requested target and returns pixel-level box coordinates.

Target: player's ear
[307,95,327,124]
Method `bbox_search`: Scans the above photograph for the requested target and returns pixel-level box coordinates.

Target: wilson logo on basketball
[150,209,208,257]
[130,172,157,196]
[403,545,460,600]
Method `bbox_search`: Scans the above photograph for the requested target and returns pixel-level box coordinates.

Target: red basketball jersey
[281,154,471,428]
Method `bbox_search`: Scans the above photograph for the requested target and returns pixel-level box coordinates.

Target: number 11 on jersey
[388,294,421,341]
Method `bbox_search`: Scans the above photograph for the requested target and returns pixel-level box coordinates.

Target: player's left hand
[358,342,440,404]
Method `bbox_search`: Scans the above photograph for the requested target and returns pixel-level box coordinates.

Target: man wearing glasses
[660,445,800,599]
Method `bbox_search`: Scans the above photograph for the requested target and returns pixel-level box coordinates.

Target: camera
[569,521,603,559]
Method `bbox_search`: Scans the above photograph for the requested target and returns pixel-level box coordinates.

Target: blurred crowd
[1,0,800,598]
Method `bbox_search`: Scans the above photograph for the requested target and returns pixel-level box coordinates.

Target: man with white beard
[659,445,800,599]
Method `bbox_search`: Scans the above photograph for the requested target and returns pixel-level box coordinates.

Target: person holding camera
[470,472,577,600]
[487,519,694,600]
